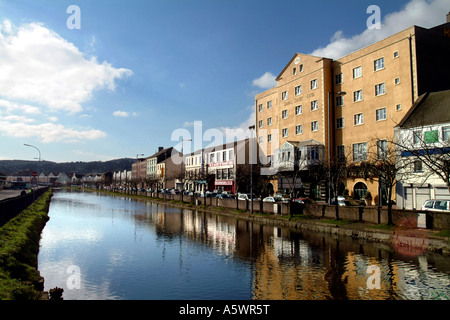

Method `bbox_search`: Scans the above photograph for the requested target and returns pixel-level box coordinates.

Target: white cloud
[252,72,276,89]
[0,99,41,115]
[0,115,106,143]
[217,107,255,143]
[112,110,136,117]
[0,20,133,114]
[310,0,449,59]
[113,110,129,117]
[0,19,131,144]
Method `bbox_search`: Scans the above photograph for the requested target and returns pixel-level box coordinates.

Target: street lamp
[327,91,346,204]
[248,125,256,214]
[24,144,41,187]
[181,139,192,192]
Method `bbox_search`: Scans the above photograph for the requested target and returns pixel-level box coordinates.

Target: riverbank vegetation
[0,189,52,300]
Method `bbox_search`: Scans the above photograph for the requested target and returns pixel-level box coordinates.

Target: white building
[395,90,450,210]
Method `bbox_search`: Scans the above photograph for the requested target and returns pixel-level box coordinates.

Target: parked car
[238,193,260,201]
[205,191,217,198]
[293,197,314,204]
[274,196,290,203]
[263,196,280,203]
[217,193,233,199]
[330,195,346,206]
[421,199,450,212]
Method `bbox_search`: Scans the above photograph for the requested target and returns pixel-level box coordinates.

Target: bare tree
[360,139,411,225]
[312,152,351,220]
[394,125,450,192]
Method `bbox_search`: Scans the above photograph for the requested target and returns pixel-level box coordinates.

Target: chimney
[447,12,450,23]
[158,147,164,152]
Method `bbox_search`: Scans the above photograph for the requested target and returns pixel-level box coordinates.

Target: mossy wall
[0,189,52,300]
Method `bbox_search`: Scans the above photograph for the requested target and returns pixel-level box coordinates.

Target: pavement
[0,189,24,201]
[0,187,47,201]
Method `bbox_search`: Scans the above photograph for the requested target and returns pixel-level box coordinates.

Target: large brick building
[255,16,450,202]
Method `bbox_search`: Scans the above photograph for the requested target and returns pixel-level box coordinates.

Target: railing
[0,187,50,227]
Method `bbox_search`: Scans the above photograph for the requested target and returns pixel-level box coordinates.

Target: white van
[421,199,450,212]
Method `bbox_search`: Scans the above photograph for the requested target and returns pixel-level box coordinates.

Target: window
[282,110,288,119]
[282,128,288,137]
[337,145,345,160]
[354,113,364,125]
[353,142,367,162]
[424,130,439,143]
[293,67,297,75]
[311,100,318,111]
[223,151,227,161]
[396,104,402,111]
[354,90,363,102]
[336,118,344,129]
[311,79,318,90]
[267,100,272,109]
[311,121,319,132]
[414,160,423,172]
[299,64,304,72]
[295,105,303,115]
[336,95,344,107]
[376,108,387,121]
[295,85,302,95]
[296,125,303,135]
[377,140,388,159]
[267,134,272,143]
[258,104,263,112]
[229,150,233,160]
[307,146,320,161]
[413,130,422,144]
[210,153,215,163]
[258,120,263,128]
[375,83,386,96]
[267,117,272,126]
[228,168,234,180]
[443,126,450,141]
[353,66,362,79]
[335,73,343,85]
[282,91,288,100]
[395,78,401,85]
[394,51,399,58]
[374,57,384,71]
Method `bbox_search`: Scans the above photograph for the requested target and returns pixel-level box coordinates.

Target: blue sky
[0,0,448,162]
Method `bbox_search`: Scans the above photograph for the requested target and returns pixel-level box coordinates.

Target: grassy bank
[0,189,52,300]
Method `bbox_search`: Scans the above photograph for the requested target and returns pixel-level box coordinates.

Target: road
[0,189,25,201]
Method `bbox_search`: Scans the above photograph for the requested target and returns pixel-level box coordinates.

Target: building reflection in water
[136,201,450,300]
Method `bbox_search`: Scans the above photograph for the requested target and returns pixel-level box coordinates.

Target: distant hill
[0,158,134,175]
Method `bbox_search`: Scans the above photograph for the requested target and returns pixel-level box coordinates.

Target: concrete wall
[130,190,449,230]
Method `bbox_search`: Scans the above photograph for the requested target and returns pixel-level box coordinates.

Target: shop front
[215,180,235,193]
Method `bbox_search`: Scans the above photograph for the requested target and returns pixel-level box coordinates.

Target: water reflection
[38,189,450,300]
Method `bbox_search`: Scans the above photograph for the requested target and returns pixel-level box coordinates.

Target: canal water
[38,189,450,300]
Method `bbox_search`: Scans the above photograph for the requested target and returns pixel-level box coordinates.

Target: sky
[0,0,448,163]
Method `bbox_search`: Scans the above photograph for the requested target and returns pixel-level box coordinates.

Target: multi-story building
[184,149,208,194]
[184,139,252,194]
[145,146,174,180]
[395,89,450,210]
[256,16,450,202]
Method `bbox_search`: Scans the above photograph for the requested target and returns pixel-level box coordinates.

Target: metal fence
[0,187,50,227]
